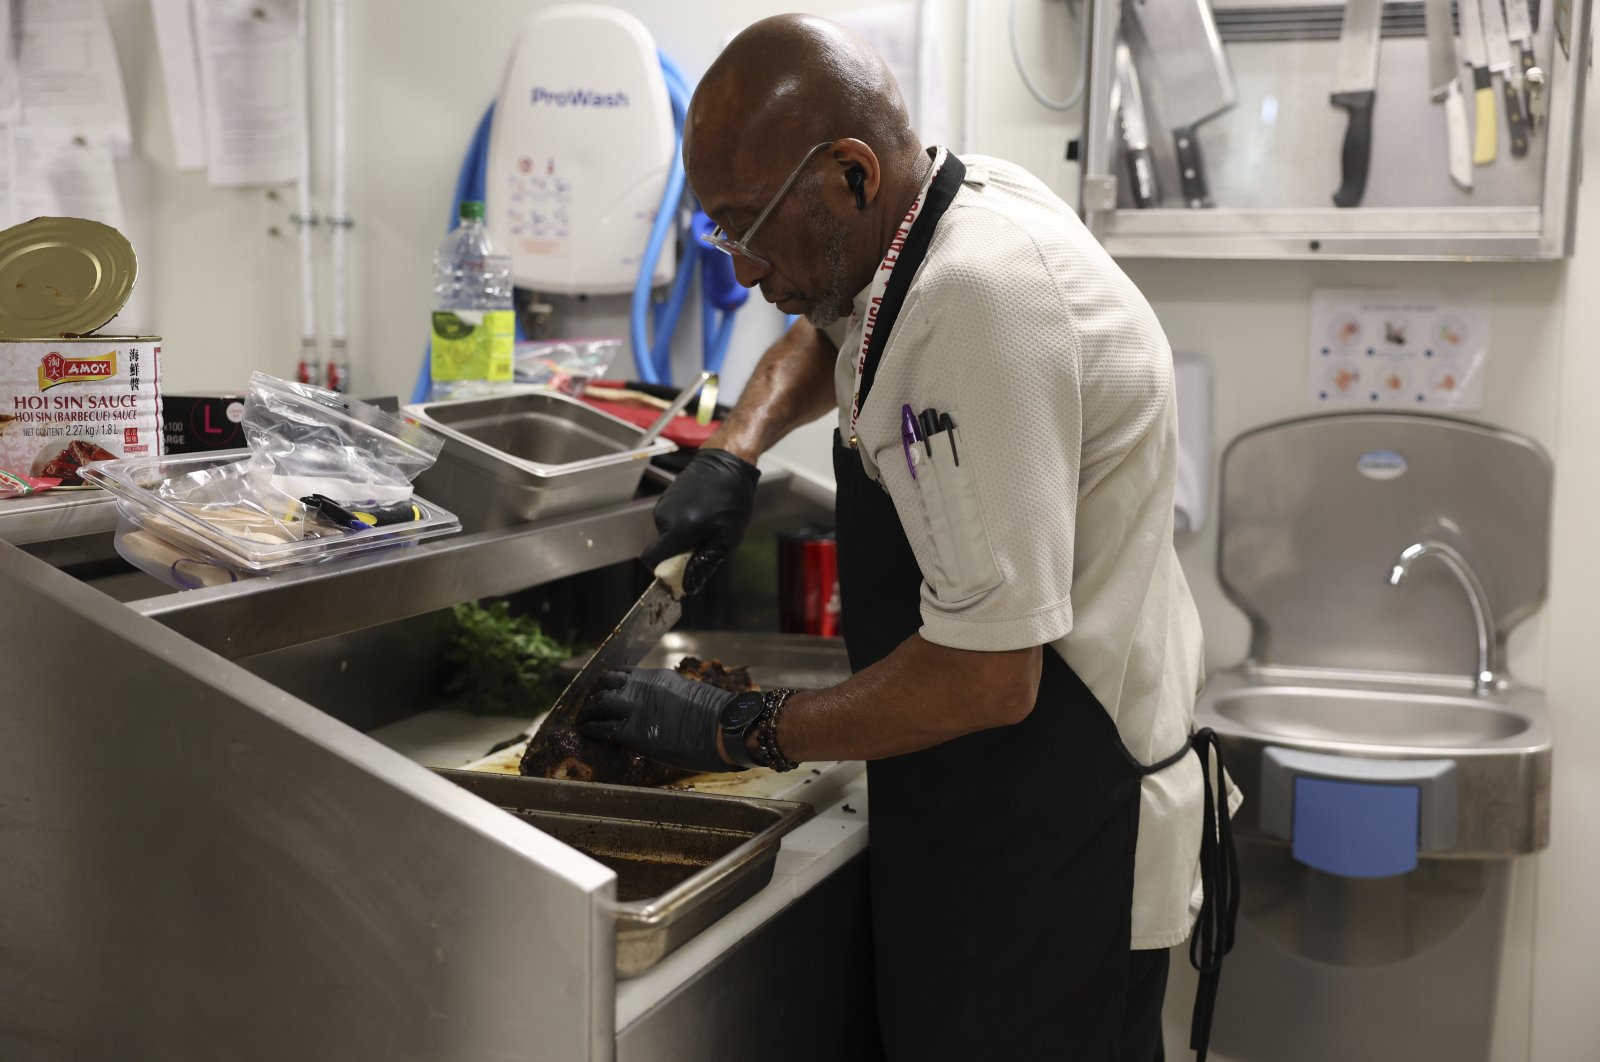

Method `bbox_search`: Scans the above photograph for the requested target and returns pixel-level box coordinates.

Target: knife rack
[1081,0,1590,259]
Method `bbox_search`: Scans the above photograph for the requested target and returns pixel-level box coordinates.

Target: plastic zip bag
[243,372,443,504]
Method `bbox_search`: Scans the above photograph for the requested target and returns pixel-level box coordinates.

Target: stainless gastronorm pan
[435,770,813,976]
[405,391,674,524]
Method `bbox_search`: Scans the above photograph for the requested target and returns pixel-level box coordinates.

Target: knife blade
[1331,0,1383,207]
[1504,0,1539,127]
[1115,42,1159,209]
[1459,0,1499,164]
[525,551,702,742]
[1125,0,1236,209]
[1480,0,1529,155]
[1425,0,1473,188]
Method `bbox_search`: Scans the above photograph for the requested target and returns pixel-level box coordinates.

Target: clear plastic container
[82,450,462,579]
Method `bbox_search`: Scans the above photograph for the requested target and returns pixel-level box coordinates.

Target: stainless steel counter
[0,453,863,1062]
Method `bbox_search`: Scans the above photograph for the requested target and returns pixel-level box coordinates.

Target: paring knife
[1330,0,1383,207]
[1425,0,1473,188]
[1480,0,1529,156]
[1459,0,1499,165]
[1115,42,1159,208]
[1503,0,1544,130]
[1125,0,1237,209]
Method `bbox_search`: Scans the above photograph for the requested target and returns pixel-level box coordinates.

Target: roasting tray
[435,769,813,976]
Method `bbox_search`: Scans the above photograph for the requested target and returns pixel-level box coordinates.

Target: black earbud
[847,166,867,209]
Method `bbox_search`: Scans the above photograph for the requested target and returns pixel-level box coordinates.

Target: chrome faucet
[1387,540,1499,695]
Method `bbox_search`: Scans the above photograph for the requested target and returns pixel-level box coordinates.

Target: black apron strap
[1187,728,1240,1062]
[853,153,966,421]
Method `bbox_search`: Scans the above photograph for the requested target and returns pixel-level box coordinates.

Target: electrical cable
[1008,0,1091,112]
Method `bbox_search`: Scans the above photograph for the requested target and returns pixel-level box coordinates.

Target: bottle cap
[458,200,486,221]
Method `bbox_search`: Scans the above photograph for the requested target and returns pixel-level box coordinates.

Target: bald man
[579,15,1237,1062]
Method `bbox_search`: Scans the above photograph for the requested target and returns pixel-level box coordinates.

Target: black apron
[835,154,1237,1061]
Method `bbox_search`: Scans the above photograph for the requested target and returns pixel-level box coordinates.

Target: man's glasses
[699,141,835,270]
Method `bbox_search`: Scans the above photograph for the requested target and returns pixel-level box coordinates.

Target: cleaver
[1126,0,1237,208]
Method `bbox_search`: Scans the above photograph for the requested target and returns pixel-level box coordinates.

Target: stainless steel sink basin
[1196,669,1551,858]
[1208,687,1532,747]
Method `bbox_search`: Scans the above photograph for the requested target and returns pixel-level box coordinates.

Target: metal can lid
[0,216,137,340]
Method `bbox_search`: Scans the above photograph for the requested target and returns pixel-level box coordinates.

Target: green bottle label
[431,310,514,382]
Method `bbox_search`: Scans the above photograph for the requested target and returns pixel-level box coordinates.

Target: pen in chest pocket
[917,407,960,465]
[900,404,922,479]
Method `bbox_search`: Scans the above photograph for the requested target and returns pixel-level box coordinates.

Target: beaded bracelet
[752,687,799,772]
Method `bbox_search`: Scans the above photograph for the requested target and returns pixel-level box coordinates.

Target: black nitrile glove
[640,448,760,577]
[577,668,743,773]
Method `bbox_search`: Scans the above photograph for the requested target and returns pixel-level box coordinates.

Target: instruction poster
[1309,289,1488,412]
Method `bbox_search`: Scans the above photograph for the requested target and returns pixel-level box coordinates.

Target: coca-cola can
[777,528,841,637]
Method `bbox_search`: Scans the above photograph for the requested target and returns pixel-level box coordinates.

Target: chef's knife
[1125,0,1237,209]
[1115,42,1159,208]
[1459,0,1499,164]
[1504,0,1542,129]
[1481,0,1529,156]
[1331,0,1383,207]
[1425,0,1473,188]
[521,551,705,744]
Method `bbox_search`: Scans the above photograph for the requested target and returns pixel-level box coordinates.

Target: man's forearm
[706,319,838,464]
[760,635,1044,764]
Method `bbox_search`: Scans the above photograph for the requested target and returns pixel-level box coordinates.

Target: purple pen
[900,404,920,479]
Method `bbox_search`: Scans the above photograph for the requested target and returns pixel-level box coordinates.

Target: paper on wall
[1308,289,1489,412]
[194,0,304,187]
[149,0,207,171]
[0,0,22,126]
[0,131,12,230]
[16,0,133,158]
[834,2,950,148]
[7,125,126,231]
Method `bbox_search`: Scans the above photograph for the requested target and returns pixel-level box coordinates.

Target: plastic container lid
[0,217,137,339]
[80,449,462,573]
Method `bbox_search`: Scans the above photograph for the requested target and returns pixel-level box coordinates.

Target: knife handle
[1472,67,1498,164]
[1126,144,1158,209]
[1331,89,1375,209]
[1444,81,1474,190]
[1171,126,1213,209]
[1501,76,1529,157]
[655,548,719,599]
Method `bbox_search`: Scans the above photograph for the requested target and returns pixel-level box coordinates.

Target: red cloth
[580,381,721,448]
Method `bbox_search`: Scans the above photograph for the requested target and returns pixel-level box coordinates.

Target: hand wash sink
[1204,413,1556,862]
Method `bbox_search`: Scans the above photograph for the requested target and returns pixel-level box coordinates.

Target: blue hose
[412,104,497,404]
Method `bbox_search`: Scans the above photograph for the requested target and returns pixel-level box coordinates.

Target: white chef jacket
[823,152,1231,948]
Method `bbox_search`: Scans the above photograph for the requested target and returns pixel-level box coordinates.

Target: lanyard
[848,147,965,443]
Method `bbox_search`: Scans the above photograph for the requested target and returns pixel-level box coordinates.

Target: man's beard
[802,194,853,330]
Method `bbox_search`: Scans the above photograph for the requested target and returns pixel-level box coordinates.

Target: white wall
[97,1,1599,1058]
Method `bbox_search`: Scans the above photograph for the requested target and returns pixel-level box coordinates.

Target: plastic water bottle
[430,200,514,399]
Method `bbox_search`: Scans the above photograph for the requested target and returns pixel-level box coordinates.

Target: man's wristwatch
[719,691,767,769]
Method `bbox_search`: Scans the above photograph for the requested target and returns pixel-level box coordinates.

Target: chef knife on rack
[1115,42,1159,208]
[1330,0,1383,207]
[1425,0,1473,188]
[1125,0,1237,209]
[1481,0,1530,156]
[1503,0,1545,131]
[1459,0,1499,165]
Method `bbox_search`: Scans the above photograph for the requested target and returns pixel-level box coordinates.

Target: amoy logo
[38,350,117,390]
[529,86,629,108]
[1357,448,1408,481]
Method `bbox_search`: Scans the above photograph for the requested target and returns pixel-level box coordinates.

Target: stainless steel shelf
[0,489,118,546]
[128,466,831,659]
